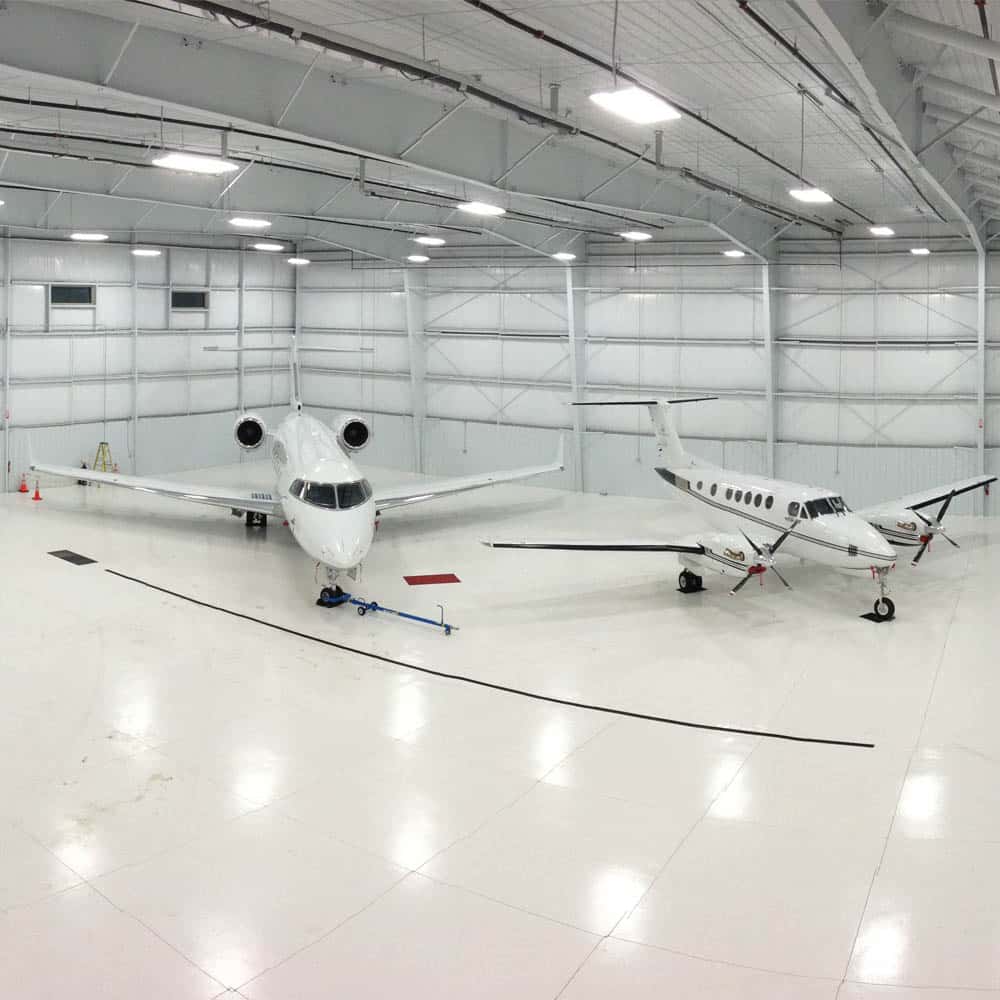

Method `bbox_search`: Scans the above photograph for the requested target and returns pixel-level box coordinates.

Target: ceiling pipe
[888,8,1000,62]
[925,101,1000,144]
[951,147,1000,177]
[924,75,1000,115]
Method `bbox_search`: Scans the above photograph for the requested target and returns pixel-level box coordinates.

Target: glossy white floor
[1,459,998,999]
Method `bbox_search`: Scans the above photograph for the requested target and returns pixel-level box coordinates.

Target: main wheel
[873,596,895,621]
[678,570,695,594]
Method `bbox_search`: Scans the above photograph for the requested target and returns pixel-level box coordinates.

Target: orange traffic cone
[18,473,28,494]
[32,479,42,502]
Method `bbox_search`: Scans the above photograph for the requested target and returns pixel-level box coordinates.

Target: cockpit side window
[787,501,801,519]
[289,478,304,499]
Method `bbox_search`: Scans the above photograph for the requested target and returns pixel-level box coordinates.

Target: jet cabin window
[297,479,373,510]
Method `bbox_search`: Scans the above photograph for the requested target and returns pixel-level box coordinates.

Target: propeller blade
[913,509,932,526]
[941,531,960,549]
[730,573,754,595]
[911,540,930,566]
[936,489,957,523]
[740,530,763,557]
[769,526,795,555]
[770,565,792,589]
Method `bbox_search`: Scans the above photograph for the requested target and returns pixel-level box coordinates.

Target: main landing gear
[245,511,267,528]
[871,565,895,621]
[678,569,704,594]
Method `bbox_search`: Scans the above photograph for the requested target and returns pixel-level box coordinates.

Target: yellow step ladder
[93,441,115,473]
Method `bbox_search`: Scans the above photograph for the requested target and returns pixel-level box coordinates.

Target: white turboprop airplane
[486,398,994,620]
[32,340,563,603]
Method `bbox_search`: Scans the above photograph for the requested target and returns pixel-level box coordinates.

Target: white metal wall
[1,240,994,516]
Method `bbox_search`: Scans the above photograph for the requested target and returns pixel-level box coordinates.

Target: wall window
[50,284,95,306]
[171,289,209,310]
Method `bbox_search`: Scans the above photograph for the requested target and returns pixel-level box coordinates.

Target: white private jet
[32,341,563,603]
[485,398,994,620]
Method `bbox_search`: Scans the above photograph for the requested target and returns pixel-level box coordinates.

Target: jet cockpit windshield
[290,478,373,510]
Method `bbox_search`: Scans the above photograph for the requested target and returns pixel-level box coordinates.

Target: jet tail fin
[570,397,717,467]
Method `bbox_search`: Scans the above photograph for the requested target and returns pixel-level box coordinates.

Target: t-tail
[570,397,716,469]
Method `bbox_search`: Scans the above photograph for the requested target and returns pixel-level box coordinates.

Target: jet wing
[30,463,283,517]
[483,539,704,553]
[855,474,996,519]
[373,441,563,512]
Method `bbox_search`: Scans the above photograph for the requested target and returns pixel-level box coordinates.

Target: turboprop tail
[570,397,716,468]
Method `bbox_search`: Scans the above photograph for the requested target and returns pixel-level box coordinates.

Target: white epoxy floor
[1,461,999,998]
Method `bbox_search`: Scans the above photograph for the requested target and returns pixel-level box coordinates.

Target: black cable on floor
[105,569,875,750]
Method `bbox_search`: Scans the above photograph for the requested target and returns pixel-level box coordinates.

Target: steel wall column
[2,230,10,492]
[403,268,426,473]
[237,249,246,414]
[762,260,776,478]
[978,248,986,513]
[565,264,585,492]
[130,240,139,472]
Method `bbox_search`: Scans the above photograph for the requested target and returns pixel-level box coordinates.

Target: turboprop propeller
[730,526,794,595]
[911,490,960,565]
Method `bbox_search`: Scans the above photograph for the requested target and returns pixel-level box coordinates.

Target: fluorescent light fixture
[286,257,310,265]
[552,252,576,261]
[456,201,505,217]
[0,200,4,207]
[131,248,161,257]
[413,236,446,246]
[70,232,109,241]
[253,242,284,251]
[789,187,833,204]
[407,254,430,263]
[722,249,746,258]
[869,225,895,237]
[229,217,271,229]
[910,247,931,255]
[619,230,652,242]
[152,151,238,175]
[589,86,681,125]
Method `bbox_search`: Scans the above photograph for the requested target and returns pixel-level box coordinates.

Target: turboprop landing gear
[870,566,895,622]
[678,569,704,594]
[245,511,267,528]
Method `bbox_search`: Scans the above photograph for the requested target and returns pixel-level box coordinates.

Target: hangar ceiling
[0,0,998,261]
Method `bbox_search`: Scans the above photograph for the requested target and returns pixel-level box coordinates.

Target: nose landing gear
[870,565,896,621]
[678,569,704,594]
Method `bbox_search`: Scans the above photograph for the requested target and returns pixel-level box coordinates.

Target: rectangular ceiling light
[252,242,284,251]
[152,152,238,175]
[456,201,505,217]
[131,248,162,257]
[589,86,681,125]
[910,247,931,255]
[69,232,109,241]
[229,217,272,229]
[789,187,833,204]
[869,225,895,237]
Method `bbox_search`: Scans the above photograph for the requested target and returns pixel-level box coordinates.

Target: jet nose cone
[321,542,365,569]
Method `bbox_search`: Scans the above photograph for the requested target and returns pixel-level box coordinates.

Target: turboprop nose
[858,521,897,564]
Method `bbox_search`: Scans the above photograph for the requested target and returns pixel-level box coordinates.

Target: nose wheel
[317,585,347,607]
[678,570,704,594]
[872,596,895,621]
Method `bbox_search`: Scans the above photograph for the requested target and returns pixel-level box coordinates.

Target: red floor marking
[404,573,461,585]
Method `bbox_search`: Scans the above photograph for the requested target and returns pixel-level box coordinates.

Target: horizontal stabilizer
[570,397,717,406]
[204,345,374,354]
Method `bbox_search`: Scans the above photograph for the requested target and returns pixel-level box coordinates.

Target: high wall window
[50,284,95,306]
[171,289,209,310]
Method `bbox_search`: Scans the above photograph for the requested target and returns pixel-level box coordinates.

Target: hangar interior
[2,1,1000,998]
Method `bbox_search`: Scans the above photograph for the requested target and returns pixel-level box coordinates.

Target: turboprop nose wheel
[873,596,895,621]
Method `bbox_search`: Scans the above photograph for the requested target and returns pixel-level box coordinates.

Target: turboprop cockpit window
[289,479,305,499]
[805,497,842,518]
[335,480,372,510]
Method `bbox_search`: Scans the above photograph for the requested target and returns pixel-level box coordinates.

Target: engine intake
[234,413,266,450]
[336,414,370,451]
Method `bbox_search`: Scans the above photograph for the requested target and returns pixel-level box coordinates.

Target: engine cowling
[335,414,370,451]
[234,413,267,450]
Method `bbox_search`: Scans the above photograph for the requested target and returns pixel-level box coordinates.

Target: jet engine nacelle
[234,413,267,451]
[335,414,371,451]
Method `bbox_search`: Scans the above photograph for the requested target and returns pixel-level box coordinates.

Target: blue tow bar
[318,591,458,635]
